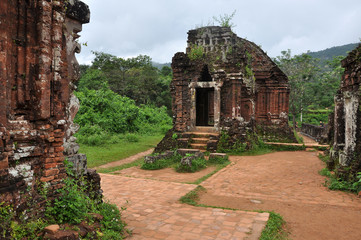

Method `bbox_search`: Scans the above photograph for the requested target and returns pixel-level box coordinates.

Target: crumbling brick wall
[171,26,290,132]
[330,44,361,175]
[0,0,89,208]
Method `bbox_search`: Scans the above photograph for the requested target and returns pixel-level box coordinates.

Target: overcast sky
[77,0,361,65]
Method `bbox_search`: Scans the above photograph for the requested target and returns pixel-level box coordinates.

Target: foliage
[74,88,171,146]
[188,44,204,61]
[97,202,127,239]
[77,68,109,91]
[319,155,361,193]
[0,167,127,239]
[274,50,320,128]
[213,10,237,29]
[0,202,15,238]
[217,131,272,155]
[294,130,304,144]
[81,51,172,110]
[46,176,91,224]
[245,65,254,78]
[322,169,361,193]
[260,212,288,240]
[141,153,181,170]
[175,156,207,173]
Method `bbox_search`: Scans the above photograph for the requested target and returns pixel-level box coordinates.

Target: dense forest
[75,52,173,146]
[75,43,357,146]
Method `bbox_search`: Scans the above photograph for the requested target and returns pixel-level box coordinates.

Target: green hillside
[308,43,359,61]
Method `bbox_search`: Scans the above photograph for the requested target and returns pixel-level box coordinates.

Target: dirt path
[95,148,154,170]
[198,151,361,240]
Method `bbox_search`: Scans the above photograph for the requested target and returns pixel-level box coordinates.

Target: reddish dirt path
[198,151,361,240]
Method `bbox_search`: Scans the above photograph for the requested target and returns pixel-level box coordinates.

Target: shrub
[74,88,172,146]
[125,133,140,143]
[175,157,207,173]
[46,177,91,224]
[188,45,204,61]
[141,153,181,170]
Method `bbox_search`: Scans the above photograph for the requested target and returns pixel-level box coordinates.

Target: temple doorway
[196,88,214,126]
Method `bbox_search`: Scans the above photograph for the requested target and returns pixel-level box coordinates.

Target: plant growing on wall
[188,44,205,61]
[213,10,237,29]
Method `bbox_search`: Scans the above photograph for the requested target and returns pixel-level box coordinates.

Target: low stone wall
[301,123,325,142]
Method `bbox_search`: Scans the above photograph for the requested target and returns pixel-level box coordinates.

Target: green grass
[179,185,207,206]
[79,134,163,168]
[260,212,288,240]
[97,158,144,174]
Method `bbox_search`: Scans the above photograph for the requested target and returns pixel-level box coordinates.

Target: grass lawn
[79,134,163,168]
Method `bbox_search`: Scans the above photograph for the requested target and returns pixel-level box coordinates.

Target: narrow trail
[94,148,154,170]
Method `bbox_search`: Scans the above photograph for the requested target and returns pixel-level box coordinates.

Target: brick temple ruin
[329,44,361,175]
[156,26,294,152]
[0,0,94,208]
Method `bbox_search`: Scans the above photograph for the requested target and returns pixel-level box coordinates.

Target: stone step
[185,132,219,138]
[194,126,217,133]
[192,138,209,144]
[190,143,207,150]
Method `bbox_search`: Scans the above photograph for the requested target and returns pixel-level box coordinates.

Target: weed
[188,44,204,61]
[141,153,181,170]
[179,186,207,206]
[260,212,288,240]
[175,157,207,173]
[319,168,332,178]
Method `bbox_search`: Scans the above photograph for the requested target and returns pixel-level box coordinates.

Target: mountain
[307,43,359,61]
[152,61,171,70]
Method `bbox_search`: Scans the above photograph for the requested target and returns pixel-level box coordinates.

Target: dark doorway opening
[196,88,214,126]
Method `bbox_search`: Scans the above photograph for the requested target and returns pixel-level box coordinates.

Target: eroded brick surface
[330,44,361,173]
[171,26,290,132]
[0,0,89,207]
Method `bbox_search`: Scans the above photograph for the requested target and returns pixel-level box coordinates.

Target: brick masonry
[171,26,290,132]
[329,44,361,173]
[0,0,89,207]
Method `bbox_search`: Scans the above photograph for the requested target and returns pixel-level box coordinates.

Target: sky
[77,0,361,65]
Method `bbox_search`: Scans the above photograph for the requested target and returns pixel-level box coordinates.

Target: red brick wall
[0,0,87,206]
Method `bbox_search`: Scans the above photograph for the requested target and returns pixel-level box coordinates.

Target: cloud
[77,0,361,64]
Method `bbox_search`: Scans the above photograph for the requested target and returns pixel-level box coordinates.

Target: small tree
[274,50,319,129]
[213,10,237,29]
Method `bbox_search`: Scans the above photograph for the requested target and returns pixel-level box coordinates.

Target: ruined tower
[155,26,294,152]
[172,26,290,132]
[330,44,361,172]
